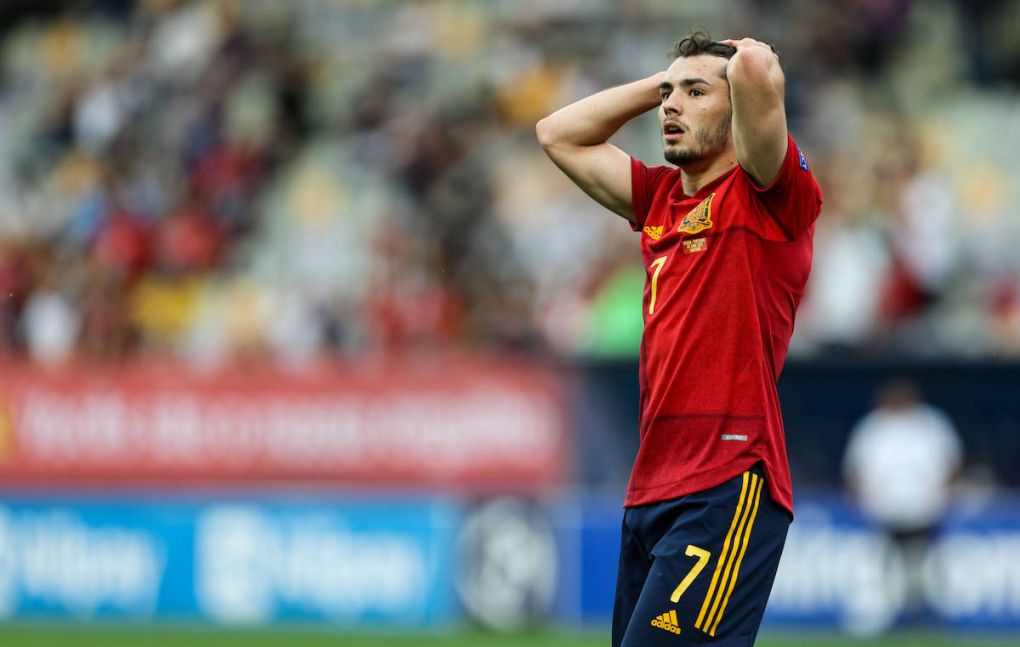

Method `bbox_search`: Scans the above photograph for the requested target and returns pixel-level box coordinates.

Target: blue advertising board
[766,494,1020,634]
[6,490,1020,632]
[553,491,1020,634]
[0,495,459,627]
[551,492,621,627]
[763,494,895,633]
[923,499,1020,631]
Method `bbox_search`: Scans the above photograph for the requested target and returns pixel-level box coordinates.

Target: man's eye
[660,91,671,100]
[690,89,704,97]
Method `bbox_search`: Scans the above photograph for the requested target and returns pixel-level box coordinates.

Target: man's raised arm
[535,74,663,225]
[723,38,788,188]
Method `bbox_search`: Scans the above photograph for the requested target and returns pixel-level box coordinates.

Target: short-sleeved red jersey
[626,134,822,515]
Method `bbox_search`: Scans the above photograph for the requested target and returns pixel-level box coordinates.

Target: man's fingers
[722,37,777,55]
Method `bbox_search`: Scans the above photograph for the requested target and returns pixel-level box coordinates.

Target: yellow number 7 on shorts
[670,544,712,603]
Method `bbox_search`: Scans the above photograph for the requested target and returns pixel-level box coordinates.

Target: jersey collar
[669,166,738,204]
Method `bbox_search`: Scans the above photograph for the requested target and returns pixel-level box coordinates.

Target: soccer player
[536,31,822,646]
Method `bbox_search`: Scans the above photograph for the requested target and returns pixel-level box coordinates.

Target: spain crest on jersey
[678,193,715,235]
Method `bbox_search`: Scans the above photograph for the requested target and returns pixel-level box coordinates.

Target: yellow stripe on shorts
[694,472,750,631]
[709,475,764,635]
[695,472,764,637]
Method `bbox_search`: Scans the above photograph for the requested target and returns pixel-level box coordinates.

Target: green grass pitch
[2,626,1020,647]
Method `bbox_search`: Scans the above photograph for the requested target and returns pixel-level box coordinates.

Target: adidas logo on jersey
[643,225,664,240]
[651,609,682,634]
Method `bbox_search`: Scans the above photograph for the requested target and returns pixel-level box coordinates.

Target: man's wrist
[639,72,665,108]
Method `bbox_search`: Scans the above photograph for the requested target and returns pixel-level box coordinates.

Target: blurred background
[0,0,1018,645]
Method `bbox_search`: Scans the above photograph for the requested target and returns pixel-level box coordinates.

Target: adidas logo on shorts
[651,609,682,634]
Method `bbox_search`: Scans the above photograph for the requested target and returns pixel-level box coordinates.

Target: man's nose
[663,94,682,115]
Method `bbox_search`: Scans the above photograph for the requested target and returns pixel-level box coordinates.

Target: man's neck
[680,153,739,196]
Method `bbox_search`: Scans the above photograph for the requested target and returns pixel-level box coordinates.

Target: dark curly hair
[668,30,736,61]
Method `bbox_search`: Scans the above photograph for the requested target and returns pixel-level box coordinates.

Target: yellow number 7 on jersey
[649,255,668,315]
[671,544,712,603]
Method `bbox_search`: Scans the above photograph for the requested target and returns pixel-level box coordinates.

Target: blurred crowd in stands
[0,0,1018,366]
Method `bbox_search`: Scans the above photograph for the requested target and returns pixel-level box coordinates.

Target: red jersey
[626,134,822,515]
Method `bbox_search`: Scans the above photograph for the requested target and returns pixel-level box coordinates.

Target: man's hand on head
[721,36,787,187]
[720,37,778,57]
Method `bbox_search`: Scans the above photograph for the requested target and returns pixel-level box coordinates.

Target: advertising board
[0,358,567,490]
[0,495,458,627]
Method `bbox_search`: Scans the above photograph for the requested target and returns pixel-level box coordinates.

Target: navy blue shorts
[612,464,790,646]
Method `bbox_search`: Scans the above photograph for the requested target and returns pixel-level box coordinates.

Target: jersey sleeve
[630,157,673,231]
[746,134,823,241]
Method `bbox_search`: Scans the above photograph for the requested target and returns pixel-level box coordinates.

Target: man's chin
[664,147,700,167]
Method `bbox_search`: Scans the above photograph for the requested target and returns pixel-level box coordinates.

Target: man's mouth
[663,122,685,141]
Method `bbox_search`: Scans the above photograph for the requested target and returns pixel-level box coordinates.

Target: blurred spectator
[842,379,964,627]
[21,249,81,365]
[152,193,223,274]
[91,206,150,281]
[0,0,1017,365]
[0,240,33,353]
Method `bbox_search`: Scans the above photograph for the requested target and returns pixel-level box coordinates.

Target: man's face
[658,54,733,168]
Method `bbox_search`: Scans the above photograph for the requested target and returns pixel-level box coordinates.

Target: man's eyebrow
[658,77,712,90]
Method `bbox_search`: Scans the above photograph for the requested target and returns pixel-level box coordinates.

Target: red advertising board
[0,356,569,491]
